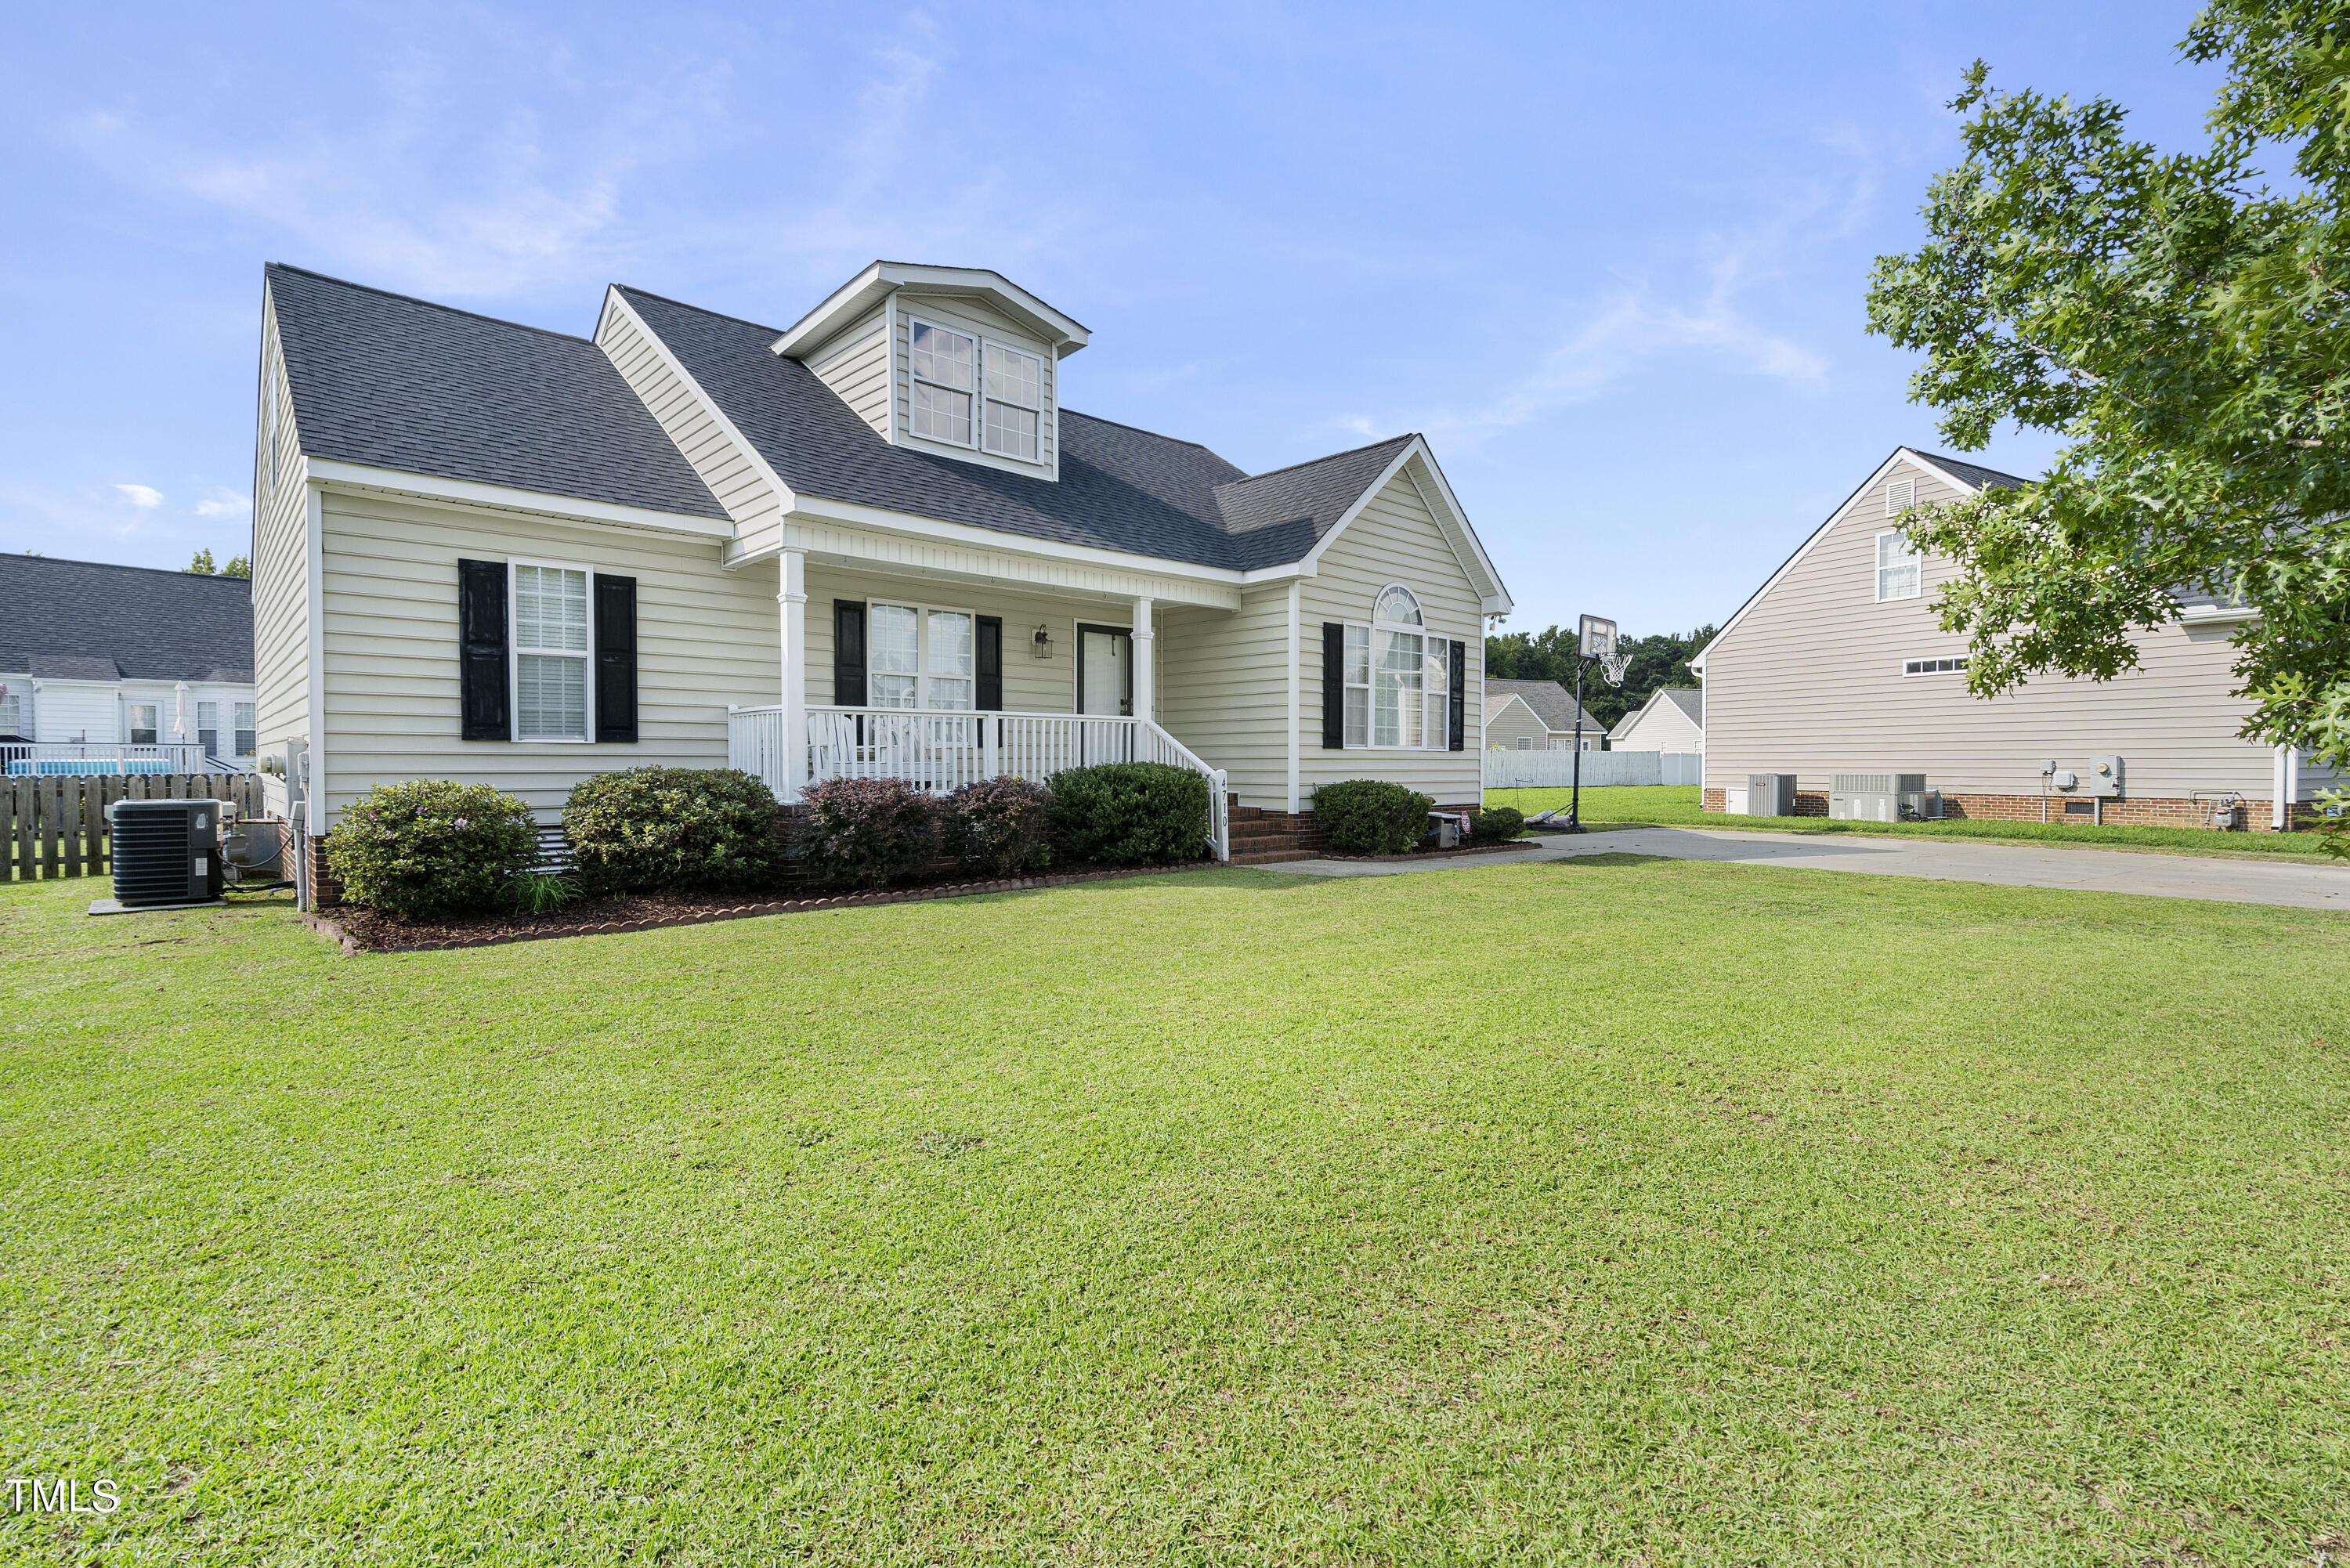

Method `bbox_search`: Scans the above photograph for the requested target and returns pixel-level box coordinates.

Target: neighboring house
[1693,447,2328,829]
[0,555,257,768]
[1608,687,1703,753]
[251,262,1512,854]
[1481,678,1604,750]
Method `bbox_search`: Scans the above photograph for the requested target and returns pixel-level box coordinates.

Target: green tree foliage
[185,549,215,574]
[1484,624,1714,729]
[184,551,251,578]
[1867,2,2350,768]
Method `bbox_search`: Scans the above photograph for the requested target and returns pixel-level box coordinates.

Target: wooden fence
[5,772,268,882]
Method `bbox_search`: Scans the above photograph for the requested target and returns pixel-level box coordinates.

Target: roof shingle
[0,556,254,681]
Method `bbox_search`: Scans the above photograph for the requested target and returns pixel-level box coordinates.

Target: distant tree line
[1484,624,1715,732]
[186,549,251,578]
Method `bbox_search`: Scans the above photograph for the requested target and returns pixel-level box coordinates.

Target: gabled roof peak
[770,262,1090,361]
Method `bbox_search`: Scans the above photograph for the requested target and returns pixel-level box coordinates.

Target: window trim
[1901,655,1969,677]
[508,557,596,744]
[127,702,160,746]
[862,596,981,712]
[1347,583,1448,750]
[904,311,1052,468]
[1875,530,1922,602]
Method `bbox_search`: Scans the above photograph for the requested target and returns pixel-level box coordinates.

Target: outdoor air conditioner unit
[107,798,225,906]
[1747,773,1797,817]
[1830,772,1940,822]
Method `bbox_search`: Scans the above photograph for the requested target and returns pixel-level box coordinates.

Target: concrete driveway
[1260,825,2350,911]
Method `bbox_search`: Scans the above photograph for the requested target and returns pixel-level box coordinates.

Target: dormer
[772,262,1089,481]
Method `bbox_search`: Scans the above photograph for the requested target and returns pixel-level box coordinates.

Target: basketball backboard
[1578,614,1618,658]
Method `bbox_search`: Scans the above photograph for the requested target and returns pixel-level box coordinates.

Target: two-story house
[251,262,1511,862]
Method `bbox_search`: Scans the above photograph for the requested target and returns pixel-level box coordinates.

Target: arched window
[1340,584,1448,749]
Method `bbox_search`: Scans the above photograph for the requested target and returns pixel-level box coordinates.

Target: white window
[1877,531,1921,602]
[128,703,159,746]
[1903,656,1969,676]
[197,700,220,757]
[1349,584,1445,750]
[512,562,591,741]
[233,701,257,757]
[909,320,976,445]
[983,342,1043,460]
[0,687,21,736]
[867,602,975,710]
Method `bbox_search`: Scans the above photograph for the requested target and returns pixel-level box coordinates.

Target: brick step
[1227,849,1317,865]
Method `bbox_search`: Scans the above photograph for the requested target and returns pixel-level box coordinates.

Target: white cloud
[193,490,251,520]
[113,483,163,508]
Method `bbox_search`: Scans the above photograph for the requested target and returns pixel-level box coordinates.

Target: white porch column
[779,549,808,799]
[1130,596,1155,725]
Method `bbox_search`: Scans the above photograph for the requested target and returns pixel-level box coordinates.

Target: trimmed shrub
[1047,762,1209,865]
[564,768,782,896]
[1314,779,1434,854]
[793,776,941,889]
[324,779,539,919]
[1470,804,1525,845]
[948,776,1055,878]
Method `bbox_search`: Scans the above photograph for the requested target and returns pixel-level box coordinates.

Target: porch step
[1228,848,1317,865]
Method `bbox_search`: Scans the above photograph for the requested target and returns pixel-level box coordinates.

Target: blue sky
[1,1,2219,640]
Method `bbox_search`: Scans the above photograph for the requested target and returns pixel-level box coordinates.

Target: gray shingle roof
[266,265,727,520]
[1657,687,1703,724]
[616,286,1414,570]
[0,556,254,681]
[1484,678,1603,735]
[1907,448,2028,492]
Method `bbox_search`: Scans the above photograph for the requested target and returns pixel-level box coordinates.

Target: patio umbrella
[174,681,192,745]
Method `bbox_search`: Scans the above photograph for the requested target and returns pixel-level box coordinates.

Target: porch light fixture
[1031,624,1054,659]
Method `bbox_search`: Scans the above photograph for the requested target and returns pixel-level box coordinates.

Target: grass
[4,863,2348,1565]
[1488,784,2345,861]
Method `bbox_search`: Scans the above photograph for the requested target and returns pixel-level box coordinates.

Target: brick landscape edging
[298,862,1213,956]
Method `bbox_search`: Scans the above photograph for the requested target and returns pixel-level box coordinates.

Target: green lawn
[5,864,2347,1565]
[1489,784,2341,860]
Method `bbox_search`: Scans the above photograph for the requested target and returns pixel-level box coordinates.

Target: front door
[1077,626,1131,716]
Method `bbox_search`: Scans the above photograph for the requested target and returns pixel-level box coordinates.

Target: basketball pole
[1564,652,1589,833]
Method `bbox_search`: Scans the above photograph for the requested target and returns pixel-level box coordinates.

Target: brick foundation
[1699,790,2315,833]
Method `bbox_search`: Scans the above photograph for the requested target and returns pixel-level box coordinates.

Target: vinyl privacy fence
[1482,750,1702,789]
[5,772,266,881]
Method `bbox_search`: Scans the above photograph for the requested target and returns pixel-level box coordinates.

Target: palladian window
[1344,585,1449,750]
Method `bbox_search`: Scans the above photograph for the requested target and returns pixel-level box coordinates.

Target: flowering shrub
[1046,762,1209,865]
[1313,779,1433,854]
[792,777,941,889]
[947,776,1054,877]
[324,779,539,919]
[564,768,781,895]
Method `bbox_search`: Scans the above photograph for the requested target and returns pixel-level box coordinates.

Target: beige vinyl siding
[251,292,312,761]
[803,303,892,442]
[891,294,1059,479]
[595,298,785,555]
[316,493,774,821]
[1158,590,1288,805]
[803,565,1158,716]
[1481,695,1552,751]
[1612,694,1704,753]
[1704,457,2307,799]
[1301,468,1484,806]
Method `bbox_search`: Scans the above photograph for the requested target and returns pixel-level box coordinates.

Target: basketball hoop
[1578,613,1618,659]
[1600,649,1632,686]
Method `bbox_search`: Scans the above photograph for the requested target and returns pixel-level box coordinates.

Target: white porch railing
[729,706,1229,862]
[2,742,221,776]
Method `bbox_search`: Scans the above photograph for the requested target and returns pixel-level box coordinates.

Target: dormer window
[909,321,976,444]
[984,342,1043,460]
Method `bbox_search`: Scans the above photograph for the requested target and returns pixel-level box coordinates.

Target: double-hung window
[0,688,20,737]
[910,321,977,445]
[1876,532,1921,602]
[233,701,257,757]
[1347,585,1447,750]
[512,562,591,741]
[866,602,975,710]
[197,700,219,757]
[983,342,1043,460]
[909,316,1049,464]
[128,703,159,746]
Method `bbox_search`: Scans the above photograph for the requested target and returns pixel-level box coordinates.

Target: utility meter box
[2087,754,2124,797]
[1746,774,1797,816]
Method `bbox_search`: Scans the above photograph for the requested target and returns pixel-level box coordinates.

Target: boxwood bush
[1470,804,1525,845]
[947,776,1055,877]
[1313,779,1434,854]
[564,768,782,895]
[1046,762,1209,865]
[793,777,941,889]
[324,779,539,919]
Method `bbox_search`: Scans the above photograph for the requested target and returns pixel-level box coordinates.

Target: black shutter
[833,601,866,706]
[1448,638,1466,751]
[976,616,1003,710]
[1321,622,1343,750]
[594,574,638,742]
[457,558,509,741]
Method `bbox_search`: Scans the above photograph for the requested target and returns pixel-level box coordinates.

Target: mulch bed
[1311,840,1541,862]
[301,861,1215,955]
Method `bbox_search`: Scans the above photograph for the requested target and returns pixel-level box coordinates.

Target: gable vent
[1885,478,1917,515]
